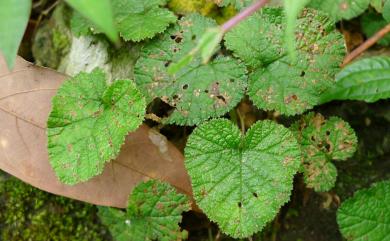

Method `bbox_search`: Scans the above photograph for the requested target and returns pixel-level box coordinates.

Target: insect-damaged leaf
[337,180,390,241]
[135,14,246,125]
[99,180,190,241]
[224,8,345,115]
[47,69,146,185]
[0,55,192,208]
[185,119,301,238]
[290,113,358,192]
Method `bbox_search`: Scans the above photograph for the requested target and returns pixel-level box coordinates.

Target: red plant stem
[342,22,390,67]
[221,0,270,33]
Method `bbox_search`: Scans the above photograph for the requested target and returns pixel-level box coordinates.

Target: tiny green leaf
[99,180,190,241]
[0,0,31,69]
[225,8,345,115]
[309,0,370,21]
[320,56,390,104]
[135,14,247,125]
[337,180,390,241]
[47,69,146,185]
[65,0,118,42]
[290,113,358,192]
[185,119,301,238]
[283,0,310,61]
[168,27,224,74]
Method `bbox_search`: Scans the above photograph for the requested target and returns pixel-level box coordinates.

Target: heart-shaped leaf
[99,180,191,241]
[0,55,192,208]
[48,69,146,185]
[185,119,301,238]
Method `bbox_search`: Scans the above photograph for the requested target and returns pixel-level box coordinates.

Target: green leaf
[361,12,390,46]
[65,0,118,42]
[290,113,357,192]
[215,0,254,10]
[99,180,190,241]
[134,14,247,125]
[168,27,224,74]
[384,0,390,21]
[224,8,345,115]
[283,0,310,61]
[320,56,390,104]
[185,119,301,238]
[0,0,31,69]
[70,0,177,42]
[112,0,177,42]
[370,0,387,12]
[337,180,390,241]
[308,0,370,21]
[47,69,146,185]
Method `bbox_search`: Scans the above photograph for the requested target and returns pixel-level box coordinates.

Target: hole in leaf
[238,202,242,208]
[183,84,188,90]
[175,36,183,43]
[325,143,331,151]
[170,35,176,40]
[164,61,172,67]
[253,192,258,198]
[216,95,226,103]
[300,71,305,77]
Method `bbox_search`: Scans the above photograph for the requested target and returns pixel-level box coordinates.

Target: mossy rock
[0,174,111,241]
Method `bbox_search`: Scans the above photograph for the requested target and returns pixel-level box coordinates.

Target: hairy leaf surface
[337,180,390,241]
[309,0,370,21]
[99,180,190,241]
[135,14,246,125]
[47,69,146,185]
[291,113,357,192]
[71,0,177,42]
[225,8,345,115]
[0,0,31,69]
[320,57,390,104]
[185,119,301,237]
[0,55,192,208]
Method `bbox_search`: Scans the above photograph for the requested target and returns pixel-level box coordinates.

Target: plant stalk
[221,0,270,33]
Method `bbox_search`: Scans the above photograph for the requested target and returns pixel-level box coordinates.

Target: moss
[0,176,111,241]
[168,0,236,24]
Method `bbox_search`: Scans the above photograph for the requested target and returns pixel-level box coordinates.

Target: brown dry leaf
[0,55,192,208]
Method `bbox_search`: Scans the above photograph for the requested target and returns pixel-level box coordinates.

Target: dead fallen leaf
[0,55,192,208]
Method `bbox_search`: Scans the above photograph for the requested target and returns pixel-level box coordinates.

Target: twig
[342,22,390,67]
[144,113,162,123]
[221,0,269,33]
